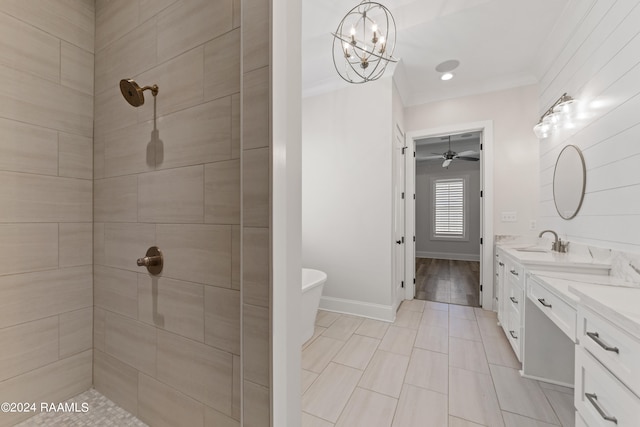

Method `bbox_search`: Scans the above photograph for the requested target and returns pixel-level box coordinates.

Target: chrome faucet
[538,230,569,253]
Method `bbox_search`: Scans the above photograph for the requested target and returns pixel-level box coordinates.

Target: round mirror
[553,145,586,220]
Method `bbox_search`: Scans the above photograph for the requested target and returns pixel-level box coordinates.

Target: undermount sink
[515,246,550,253]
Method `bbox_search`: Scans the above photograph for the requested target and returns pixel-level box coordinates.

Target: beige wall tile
[0,0,95,52]
[205,159,240,225]
[0,223,58,276]
[139,373,205,427]
[232,354,240,420]
[243,380,270,427]
[204,29,240,101]
[242,0,269,72]
[59,307,93,358]
[0,64,93,137]
[0,350,92,426]
[59,132,93,179]
[242,68,269,150]
[156,98,232,170]
[103,119,156,177]
[59,223,92,267]
[231,225,240,290]
[94,222,105,265]
[104,223,156,271]
[0,317,58,382]
[157,330,233,414]
[94,175,138,222]
[94,88,137,139]
[137,47,205,122]
[94,307,106,352]
[157,224,231,286]
[95,0,140,53]
[232,0,240,29]
[231,93,240,159]
[206,405,239,427]
[138,165,204,223]
[242,304,269,387]
[94,349,139,416]
[156,0,233,63]
[94,18,156,96]
[94,265,138,318]
[61,41,94,95]
[138,275,205,342]
[243,149,270,227]
[139,0,178,23]
[0,11,60,82]
[0,117,58,175]
[94,136,105,179]
[205,287,240,354]
[105,311,157,376]
[0,266,92,329]
[0,172,91,222]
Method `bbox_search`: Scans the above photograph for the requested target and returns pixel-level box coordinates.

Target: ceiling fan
[421,136,480,167]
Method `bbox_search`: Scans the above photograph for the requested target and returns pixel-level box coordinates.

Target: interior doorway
[404,121,495,310]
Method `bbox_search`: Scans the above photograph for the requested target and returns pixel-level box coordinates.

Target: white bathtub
[301,268,327,345]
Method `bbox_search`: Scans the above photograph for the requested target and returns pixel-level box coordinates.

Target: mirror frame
[553,144,586,220]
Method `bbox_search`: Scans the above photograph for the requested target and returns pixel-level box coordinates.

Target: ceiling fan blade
[456,156,480,161]
[456,150,479,157]
[420,155,444,160]
[442,158,452,168]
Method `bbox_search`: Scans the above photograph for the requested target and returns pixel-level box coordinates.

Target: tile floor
[302,300,575,427]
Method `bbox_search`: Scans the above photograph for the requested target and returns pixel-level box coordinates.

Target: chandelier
[331,1,398,84]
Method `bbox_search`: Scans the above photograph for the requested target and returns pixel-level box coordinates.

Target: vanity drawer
[506,261,523,284]
[506,302,521,360]
[508,279,523,315]
[575,346,640,427]
[578,306,640,397]
[528,278,576,341]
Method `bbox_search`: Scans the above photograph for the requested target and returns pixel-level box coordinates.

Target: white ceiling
[416,131,480,162]
[302,0,570,106]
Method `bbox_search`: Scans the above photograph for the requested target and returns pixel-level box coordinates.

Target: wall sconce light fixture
[533,93,577,139]
[331,1,398,84]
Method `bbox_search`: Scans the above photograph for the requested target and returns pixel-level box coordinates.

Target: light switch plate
[501,211,517,222]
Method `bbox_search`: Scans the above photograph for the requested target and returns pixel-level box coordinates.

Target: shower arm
[141,84,159,97]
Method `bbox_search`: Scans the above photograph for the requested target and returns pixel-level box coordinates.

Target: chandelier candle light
[533,93,577,139]
[332,1,398,84]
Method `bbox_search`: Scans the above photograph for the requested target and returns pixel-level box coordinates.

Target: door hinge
[413,151,416,157]
[401,236,405,244]
[401,192,405,199]
[480,284,483,291]
[401,281,404,288]
[413,278,416,284]
[480,143,483,150]
[480,190,483,197]
[480,237,483,245]
[413,236,416,242]
[413,193,416,200]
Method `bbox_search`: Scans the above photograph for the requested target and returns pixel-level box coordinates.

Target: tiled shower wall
[0,1,95,426]
[92,0,248,425]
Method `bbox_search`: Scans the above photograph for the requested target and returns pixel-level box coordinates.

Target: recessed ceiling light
[435,60,460,72]
[440,72,454,81]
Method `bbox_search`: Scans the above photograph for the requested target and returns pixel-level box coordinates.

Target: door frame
[405,120,495,310]
[393,123,406,312]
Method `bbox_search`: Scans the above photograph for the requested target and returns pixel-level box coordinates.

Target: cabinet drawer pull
[537,298,552,308]
[509,269,518,276]
[586,331,619,354]
[585,393,618,424]
[509,296,518,304]
[509,330,518,339]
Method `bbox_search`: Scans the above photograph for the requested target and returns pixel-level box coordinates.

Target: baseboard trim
[416,251,480,262]
[319,296,395,322]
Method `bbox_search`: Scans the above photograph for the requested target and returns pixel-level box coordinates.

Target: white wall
[302,77,395,320]
[416,160,480,260]
[535,0,640,253]
[405,84,540,237]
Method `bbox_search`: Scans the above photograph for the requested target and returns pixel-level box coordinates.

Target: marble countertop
[569,284,640,341]
[497,243,611,271]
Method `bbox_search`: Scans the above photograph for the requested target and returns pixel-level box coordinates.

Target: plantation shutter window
[434,178,464,237]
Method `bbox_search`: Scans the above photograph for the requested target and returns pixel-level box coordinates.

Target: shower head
[119,79,159,107]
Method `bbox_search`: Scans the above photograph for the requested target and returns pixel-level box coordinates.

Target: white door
[393,125,406,310]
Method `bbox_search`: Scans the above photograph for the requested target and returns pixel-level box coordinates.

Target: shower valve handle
[137,246,163,275]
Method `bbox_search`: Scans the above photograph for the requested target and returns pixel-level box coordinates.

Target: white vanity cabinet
[574,305,640,426]
[495,248,524,360]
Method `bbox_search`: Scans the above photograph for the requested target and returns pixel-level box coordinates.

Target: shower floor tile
[15,388,147,427]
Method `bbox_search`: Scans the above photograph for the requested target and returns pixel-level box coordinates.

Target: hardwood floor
[415,258,480,307]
